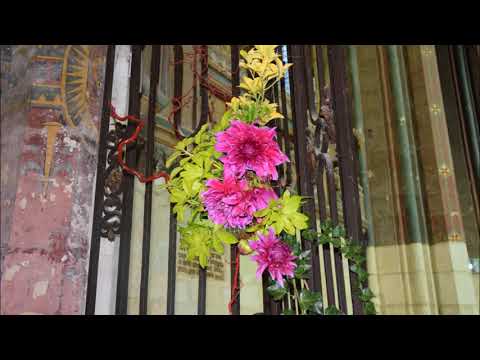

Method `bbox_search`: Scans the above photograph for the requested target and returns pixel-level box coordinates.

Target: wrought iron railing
[86,45,367,315]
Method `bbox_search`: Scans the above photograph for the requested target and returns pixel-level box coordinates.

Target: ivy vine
[267,221,376,315]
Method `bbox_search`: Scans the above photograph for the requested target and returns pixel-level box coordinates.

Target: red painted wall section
[1,45,107,314]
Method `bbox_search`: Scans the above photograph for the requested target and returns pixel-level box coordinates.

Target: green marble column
[387,46,429,245]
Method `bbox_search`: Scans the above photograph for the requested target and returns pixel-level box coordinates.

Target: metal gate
[85,45,367,315]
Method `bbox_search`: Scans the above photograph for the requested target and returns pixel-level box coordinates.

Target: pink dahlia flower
[249,228,297,287]
[201,178,277,229]
[215,120,289,180]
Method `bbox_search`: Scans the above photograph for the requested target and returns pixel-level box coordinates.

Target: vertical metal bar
[465,46,480,120]
[325,158,348,313]
[173,46,184,139]
[312,44,347,313]
[166,204,177,315]
[197,45,208,315]
[139,45,161,315]
[85,45,116,315]
[279,75,292,187]
[305,44,344,308]
[442,45,480,229]
[229,44,241,315]
[261,273,271,314]
[290,45,321,292]
[453,45,480,182]
[166,45,183,315]
[327,45,364,314]
[115,45,141,314]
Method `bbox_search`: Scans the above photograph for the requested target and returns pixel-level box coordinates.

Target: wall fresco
[0,45,107,314]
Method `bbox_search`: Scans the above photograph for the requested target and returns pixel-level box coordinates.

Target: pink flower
[201,178,277,229]
[249,228,297,286]
[215,120,289,180]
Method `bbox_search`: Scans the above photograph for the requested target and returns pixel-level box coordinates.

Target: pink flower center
[241,140,259,157]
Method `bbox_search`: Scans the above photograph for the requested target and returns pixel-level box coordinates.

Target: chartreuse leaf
[180,224,211,268]
[174,136,194,151]
[214,228,238,245]
[166,151,181,168]
[170,165,184,179]
[254,190,309,235]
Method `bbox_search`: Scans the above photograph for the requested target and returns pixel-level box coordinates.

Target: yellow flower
[239,76,263,95]
[255,45,278,62]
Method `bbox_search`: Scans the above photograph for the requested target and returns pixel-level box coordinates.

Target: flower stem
[292,279,300,315]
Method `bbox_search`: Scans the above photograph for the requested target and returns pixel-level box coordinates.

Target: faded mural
[0,45,107,314]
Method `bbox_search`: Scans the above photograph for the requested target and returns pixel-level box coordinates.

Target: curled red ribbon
[111,104,170,184]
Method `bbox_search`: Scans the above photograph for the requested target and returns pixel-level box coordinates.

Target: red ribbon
[228,250,241,314]
[111,104,170,184]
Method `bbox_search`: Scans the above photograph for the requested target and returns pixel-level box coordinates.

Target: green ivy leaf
[324,306,342,315]
[299,289,322,313]
[332,226,346,238]
[359,288,375,302]
[294,264,312,279]
[267,282,289,301]
[363,301,377,315]
[302,229,317,242]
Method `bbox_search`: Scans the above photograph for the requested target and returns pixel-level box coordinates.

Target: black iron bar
[166,45,184,315]
[85,45,116,315]
[327,45,364,314]
[139,45,161,315]
[115,45,142,314]
[197,45,208,315]
[325,157,348,313]
[279,71,292,188]
[302,44,335,306]
[307,44,348,313]
[290,45,322,292]
[166,203,177,314]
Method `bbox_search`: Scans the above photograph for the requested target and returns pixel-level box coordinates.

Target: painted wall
[0,45,107,314]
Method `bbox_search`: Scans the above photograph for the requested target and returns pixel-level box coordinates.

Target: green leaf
[170,188,187,204]
[194,123,209,144]
[169,166,183,179]
[215,228,238,245]
[282,194,302,214]
[332,225,346,238]
[173,203,186,223]
[324,306,342,315]
[282,233,297,247]
[267,282,289,301]
[299,289,322,313]
[166,151,181,168]
[281,309,296,315]
[213,111,232,133]
[294,264,312,279]
[298,250,311,260]
[174,137,194,151]
[302,229,317,242]
[359,288,375,302]
[363,301,377,315]
[254,206,271,218]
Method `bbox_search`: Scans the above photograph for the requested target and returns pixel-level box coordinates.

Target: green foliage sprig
[268,221,376,315]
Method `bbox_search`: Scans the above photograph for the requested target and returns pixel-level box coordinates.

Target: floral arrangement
[165,45,375,315]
